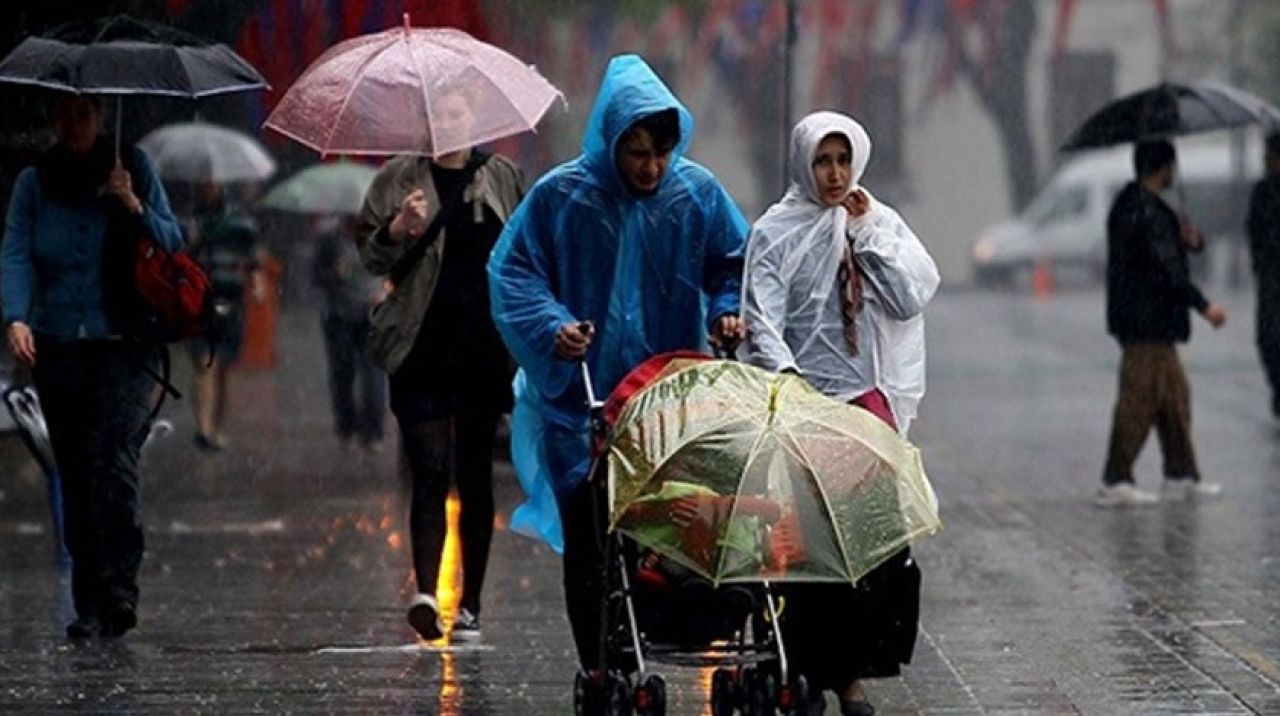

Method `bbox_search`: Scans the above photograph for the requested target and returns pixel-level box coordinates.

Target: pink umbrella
[265,16,564,157]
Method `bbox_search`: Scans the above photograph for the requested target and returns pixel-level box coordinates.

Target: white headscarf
[742,111,939,433]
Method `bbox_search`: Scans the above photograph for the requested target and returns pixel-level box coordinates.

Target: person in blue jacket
[2,94,183,639]
[488,54,747,686]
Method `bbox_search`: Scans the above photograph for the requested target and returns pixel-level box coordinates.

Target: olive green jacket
[356,153,524,374]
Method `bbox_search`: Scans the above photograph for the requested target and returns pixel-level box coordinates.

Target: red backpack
[131,235,212,342]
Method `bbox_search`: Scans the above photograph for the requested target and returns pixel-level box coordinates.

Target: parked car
[971,137,1263,286]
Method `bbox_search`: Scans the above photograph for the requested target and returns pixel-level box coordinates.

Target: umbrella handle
[115,96,123,163]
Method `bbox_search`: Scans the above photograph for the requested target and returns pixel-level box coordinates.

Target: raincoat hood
[743,111,939,433]
[581,54,695,194]
[787,110,872,205]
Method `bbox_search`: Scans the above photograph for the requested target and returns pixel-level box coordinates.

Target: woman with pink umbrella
[266,19,562,643]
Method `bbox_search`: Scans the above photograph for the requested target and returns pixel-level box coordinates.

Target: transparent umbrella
[138,122,275,183]
[260,162,378,215]
[264,15,564,157]
[606,356,941,586]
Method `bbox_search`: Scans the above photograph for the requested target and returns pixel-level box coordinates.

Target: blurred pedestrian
[741,111,939,716]
[1097,139,1225,507]
[1,93,183,638]
[185,180,259,451]
[356,88,523,643]
[1247,132,1280,420]
[488,54,747,697]
[311,214,385,451]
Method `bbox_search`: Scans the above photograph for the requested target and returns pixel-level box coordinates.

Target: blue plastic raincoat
[489,55,748,549]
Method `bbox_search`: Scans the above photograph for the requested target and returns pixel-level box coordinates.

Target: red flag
[340,0,364,39]
[300,0,329,66]
[412,0,490,39]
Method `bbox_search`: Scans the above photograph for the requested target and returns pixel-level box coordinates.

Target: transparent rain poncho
[489,54,748,548]
[741,112,940,432]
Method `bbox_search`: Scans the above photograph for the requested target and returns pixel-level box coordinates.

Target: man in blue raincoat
[488,54,747,680]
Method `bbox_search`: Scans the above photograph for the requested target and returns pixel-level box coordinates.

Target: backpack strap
[387,151,490,286]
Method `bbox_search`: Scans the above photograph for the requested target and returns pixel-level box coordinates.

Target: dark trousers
[32,336,157,621]
[1102,343,1199,484]
[777,549,921,689]
[1258,300,1280,413]
[398,411,500,614]
[322,316,385,442]
[557,474,610,671]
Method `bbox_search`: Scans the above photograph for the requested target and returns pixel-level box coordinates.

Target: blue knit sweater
[2,148,183,340]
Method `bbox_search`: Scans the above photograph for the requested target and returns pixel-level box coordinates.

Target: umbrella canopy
[138,122,275,183]
[260,162,378,215]
[1062,80,1280,151]
[265,17,564,157]
[606,356,941,586]
[0,15,268,98]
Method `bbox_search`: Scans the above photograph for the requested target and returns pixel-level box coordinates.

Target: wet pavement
[2,287,1279,714]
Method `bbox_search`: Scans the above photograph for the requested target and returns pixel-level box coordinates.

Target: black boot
[65,614,101,639]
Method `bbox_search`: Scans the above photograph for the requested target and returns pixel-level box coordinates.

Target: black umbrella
[1061,80,1280,151]
[0,15,268,156]
[0,15,266,98]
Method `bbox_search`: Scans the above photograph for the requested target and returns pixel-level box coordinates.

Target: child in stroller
[573,354,812,716]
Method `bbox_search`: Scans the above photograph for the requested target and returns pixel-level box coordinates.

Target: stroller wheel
[778,674,809,715]
[635,673,667,715]
[606,670,633,715]
[741,666,777,716]
[710,668,737,716]
[574,669,595,715]
[574,670,634,716]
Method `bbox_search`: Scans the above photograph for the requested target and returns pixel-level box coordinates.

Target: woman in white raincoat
[741,111,940,716]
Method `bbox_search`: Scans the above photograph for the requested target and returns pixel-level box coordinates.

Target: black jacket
[1105,181,1207,344]
[1248,177,1280,293]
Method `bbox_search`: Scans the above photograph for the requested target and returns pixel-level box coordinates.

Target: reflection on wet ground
[2,293,1279,714]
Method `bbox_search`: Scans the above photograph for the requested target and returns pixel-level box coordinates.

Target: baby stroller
[572,351,810,716]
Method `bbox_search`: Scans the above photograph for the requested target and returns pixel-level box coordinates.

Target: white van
[970,137,1263,286]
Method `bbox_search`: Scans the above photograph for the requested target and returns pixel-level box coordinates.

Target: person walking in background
[1097,139,1226,507]
[356,88,524,643]
[1,93,183,638]
[1247,132,1280,420]
[311,214,385,452]
[488,54,747,698]
[185,180,259,451]
[741,110,939,716]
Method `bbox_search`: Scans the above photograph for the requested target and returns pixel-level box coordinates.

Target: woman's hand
[709,314,744,352]
[840,188,871,219]
[104,160,143,215]
[6,322,36,367]
[389,189,429,242]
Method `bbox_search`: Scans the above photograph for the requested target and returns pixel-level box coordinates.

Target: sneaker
[1094,483,1159,507]
[1161,478,1223,501]
[451,607,481,641]
[193,432,223,452]
[407,593,444,641]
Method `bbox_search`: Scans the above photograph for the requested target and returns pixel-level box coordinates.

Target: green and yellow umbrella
[607,358,940,586]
